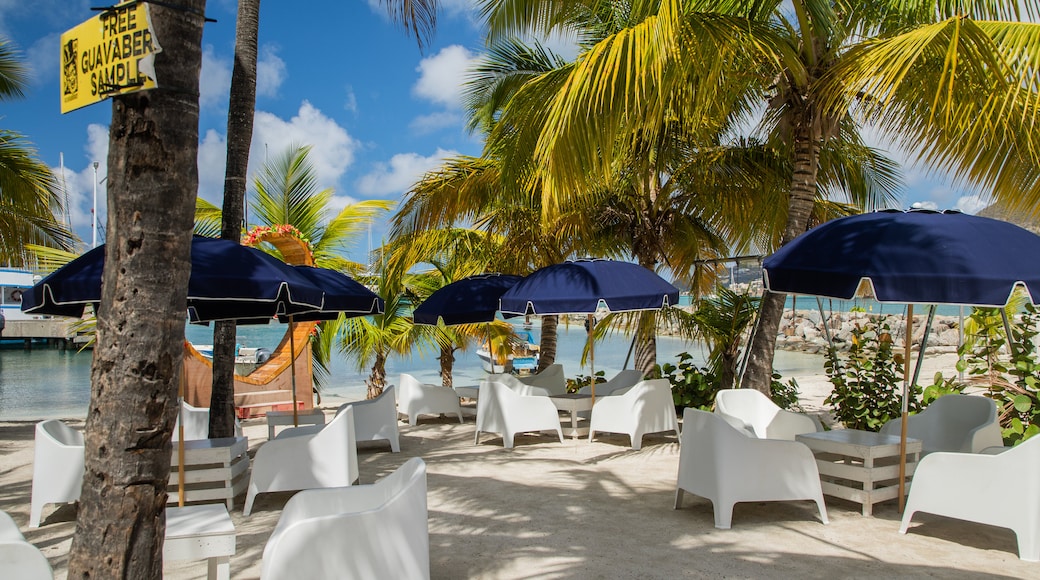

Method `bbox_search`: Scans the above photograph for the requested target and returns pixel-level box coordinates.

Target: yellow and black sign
[60,1,163,114]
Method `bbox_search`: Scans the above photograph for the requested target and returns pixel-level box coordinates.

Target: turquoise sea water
[0,320,825,421]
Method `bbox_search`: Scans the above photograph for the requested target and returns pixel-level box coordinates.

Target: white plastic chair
[0,509,53,579]
[675,408,828,529]
[714,388,823,440]
[484,372,553,397]
[244,406,360,516]
[899,434,1040,561]
[517,363,567,395]
[474,381,564,448]
[280,387,401,452]
[261,457,429,579]
[398,373,463,426]
[880,394,1003,454]
[588,379,679,450]
[577,369,645,397]
[30,419,84,528]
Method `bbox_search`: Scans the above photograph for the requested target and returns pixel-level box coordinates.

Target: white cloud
[355,148,458,197]
[49,124,109,244]
[200,45,232,109]
[953,195,988,215]
[196,129,228,204]
[256,44,286,98]
[909,200,938,211]
[413,45,476,109]
[251,101,360,192]
[343,86,358,114]
[410,111,462,134]
[26,33,59,87]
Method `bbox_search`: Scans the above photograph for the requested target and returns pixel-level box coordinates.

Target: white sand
[2,351,1031,579]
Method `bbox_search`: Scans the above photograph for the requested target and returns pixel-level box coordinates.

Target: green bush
[566,371,605,393]
[770,373,803,411]
[958,303,1040,445]
[824,317,922,431]
[654,352,718,411]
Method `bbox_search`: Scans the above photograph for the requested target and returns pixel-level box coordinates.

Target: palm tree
[67,2,206,577]
[0,37,74,262]
[480,0,1039,392]
[210,0,442,435]
[338,264,434,398]
[195,144,393,392]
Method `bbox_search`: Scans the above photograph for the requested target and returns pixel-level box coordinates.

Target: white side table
[165,504,236,580]
[266,408,326,440]
[796,429,922,516]
[169,436,249,510]
[550,394,594,439]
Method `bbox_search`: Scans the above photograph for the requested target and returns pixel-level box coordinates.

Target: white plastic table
[796,429,922,516]
[550,394,594,439]
[165,504,235,580]
[266,408,326,440]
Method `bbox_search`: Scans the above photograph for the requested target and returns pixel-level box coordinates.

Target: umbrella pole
[290,315,298,427]
[588,314,596,403]
[898,304,914,512]
[177,362,186,507]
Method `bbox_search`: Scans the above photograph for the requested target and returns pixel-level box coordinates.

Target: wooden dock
[0,318,90,349]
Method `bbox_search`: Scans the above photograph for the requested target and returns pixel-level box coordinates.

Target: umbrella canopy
[499,259,679,315]
[500,259,679,397]
[276,265,383,322]
[21,236,327,321]
[413,274,523,326]
[762,209,1040,307]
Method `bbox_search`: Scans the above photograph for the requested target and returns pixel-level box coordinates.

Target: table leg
[268,424,276,440]
[208,555,230,580]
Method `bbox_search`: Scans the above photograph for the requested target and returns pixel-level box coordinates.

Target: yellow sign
[60,2,162,114]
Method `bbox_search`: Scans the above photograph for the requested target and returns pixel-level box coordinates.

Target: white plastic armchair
[261,457,429,580]
[398,373,463,426]
[474,381,564,448]
[675,408,828,529]
[280,387,400,452]
[517,364,567,395]
[0,510,53,579]
[714,388,823,440]
[899,435,1040,561]
[880,394,1002,454]
[577,369,645,397]
[244,406,360,516]
[588,379,678,450]
[30,419,84,528]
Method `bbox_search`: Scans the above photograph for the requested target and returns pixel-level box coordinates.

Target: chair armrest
[766,410,822,440]
[275,423,324,440]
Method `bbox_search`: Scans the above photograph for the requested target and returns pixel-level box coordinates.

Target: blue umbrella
[412,274,523,375]
[500,259,679,397]
[762,209,1040,510]
[763,209,1040,307]
[277,265,383,322]
[22,236,326,320]
[413,274,522,326]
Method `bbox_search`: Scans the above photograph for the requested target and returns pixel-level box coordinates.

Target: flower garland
[242,224,306,246]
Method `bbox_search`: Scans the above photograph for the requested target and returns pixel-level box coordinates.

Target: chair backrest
[476,381,515,432]
[484,373,551,397]
[261,457,429,580]
[882,394,1000,453]
[680,408,747,479]
[39,419,83,448]
[518,364,567,395]
[173,402,210,442]
[579,369,645,396]
[714,389,780,437]
[398,373,422,403]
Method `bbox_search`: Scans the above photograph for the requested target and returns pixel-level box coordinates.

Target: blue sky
[1,0,988,264]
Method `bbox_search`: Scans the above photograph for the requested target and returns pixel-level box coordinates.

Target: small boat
[478,331,540,374]
[477,348,513,374]
[1,268,41,322]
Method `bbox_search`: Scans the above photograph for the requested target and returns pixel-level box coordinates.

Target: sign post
[60,1,163,114]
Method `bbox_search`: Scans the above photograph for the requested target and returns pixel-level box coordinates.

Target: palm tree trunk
[210,0,260,438]
[439,344,454,387]
[634,311,658,376]
[537,315,559,371]
[743,116,820,394]
[66,2,205,577]
[368,351,387,398]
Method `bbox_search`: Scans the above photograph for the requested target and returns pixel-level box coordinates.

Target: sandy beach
[1,351,1030,579]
